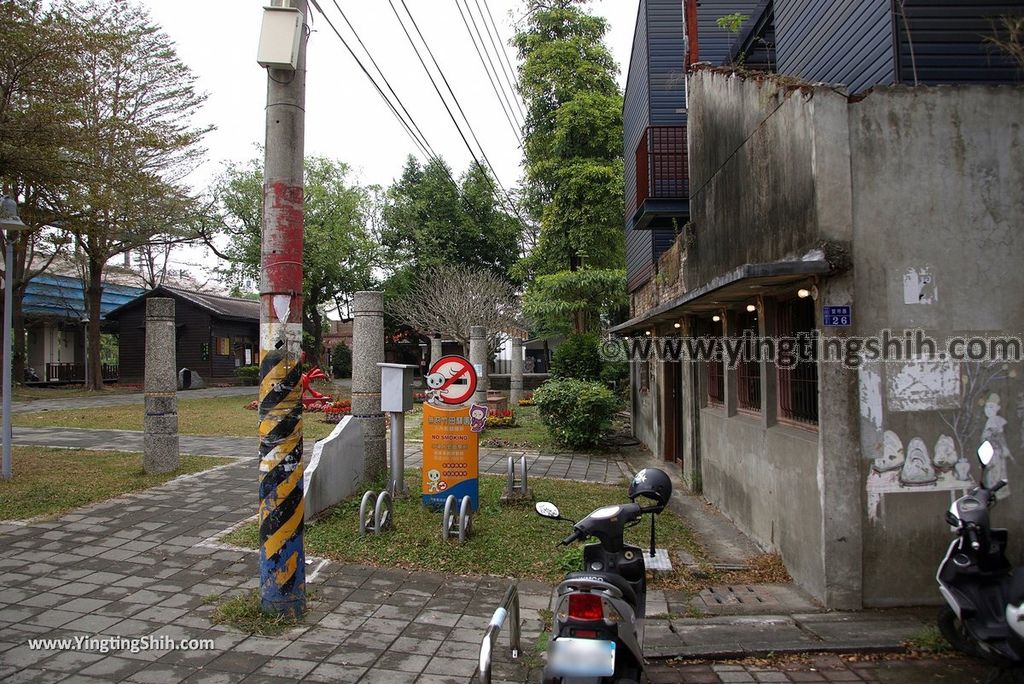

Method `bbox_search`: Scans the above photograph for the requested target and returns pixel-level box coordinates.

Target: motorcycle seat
[563,571,638,608]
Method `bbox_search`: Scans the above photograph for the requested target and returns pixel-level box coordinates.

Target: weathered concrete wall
[849,84,1024,606]
[686,69,842,288]
[632,358,660,456]
[700,410,823,597]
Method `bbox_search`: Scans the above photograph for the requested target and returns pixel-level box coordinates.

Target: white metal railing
[478,584,521,684]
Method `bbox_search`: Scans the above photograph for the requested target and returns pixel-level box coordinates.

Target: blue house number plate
[823,305,852,327]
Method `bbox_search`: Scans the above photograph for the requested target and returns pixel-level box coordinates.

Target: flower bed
[485,408,517,428]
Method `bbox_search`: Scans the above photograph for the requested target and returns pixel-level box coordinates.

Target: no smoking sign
[425,355,478,406]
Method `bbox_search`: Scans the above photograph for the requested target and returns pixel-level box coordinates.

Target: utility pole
[257,0,307,617]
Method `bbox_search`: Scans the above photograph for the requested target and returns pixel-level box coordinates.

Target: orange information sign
[421,402,480,511]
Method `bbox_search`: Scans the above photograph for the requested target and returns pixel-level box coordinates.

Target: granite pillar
[352,291,386,484]
[430,335,443,367]
[469,325,489,406]
[143,298,179,474]
[510,336,525,405]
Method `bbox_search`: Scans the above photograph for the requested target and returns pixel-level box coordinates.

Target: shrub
[600,360,629,387]
[331,342,352,379]
[550,333,603,381]
[234,365,260,385]
[518,392,535,407]
[534,378,618,449]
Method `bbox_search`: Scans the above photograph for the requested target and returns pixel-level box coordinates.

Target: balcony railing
[45,363,118,383]
[632,125,689,221]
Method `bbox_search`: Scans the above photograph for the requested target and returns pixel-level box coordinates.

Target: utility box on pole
[257,3,304,70]
[379,363,417,495]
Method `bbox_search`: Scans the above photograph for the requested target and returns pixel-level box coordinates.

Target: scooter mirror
[535,502,560,519]
[978,441,995,467]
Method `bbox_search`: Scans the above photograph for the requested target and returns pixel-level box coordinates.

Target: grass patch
[13,385,140,401]
[0,448,226,519]
[12,394,343,441]
[225,470,702,585]
[904,626,953,654]
[208,590,309,636]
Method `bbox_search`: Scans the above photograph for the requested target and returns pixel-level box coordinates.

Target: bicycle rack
[358,489,394,536]
[441,494,473,543]
[478,584,521,684]
[502,455,532,501]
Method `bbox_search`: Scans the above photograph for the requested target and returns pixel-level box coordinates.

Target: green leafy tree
[212,156,378,368]
[523,268,626,336]
[514,1,625,334]
[55,0,210,390]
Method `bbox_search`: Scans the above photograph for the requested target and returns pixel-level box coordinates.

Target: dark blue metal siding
[625,0,653,291]
[896,1,1024,84]
[696,0,764,65]
[647,0,687,261]
[775,0,897,93]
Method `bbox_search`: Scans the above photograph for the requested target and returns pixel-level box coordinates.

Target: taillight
[568,593,604,621]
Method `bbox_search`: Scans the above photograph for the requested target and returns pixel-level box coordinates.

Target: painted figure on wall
[982,393,1012,492]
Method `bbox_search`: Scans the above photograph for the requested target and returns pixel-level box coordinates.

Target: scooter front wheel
[937,605,983,659]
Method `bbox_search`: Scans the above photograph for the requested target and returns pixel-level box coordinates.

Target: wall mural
[864,360,1018,521]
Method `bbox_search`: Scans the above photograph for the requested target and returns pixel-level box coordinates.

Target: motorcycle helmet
[628,468,672,508]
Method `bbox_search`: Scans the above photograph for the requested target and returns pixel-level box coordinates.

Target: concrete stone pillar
[143,298,179,474]
[430,335,443,367]
[352,291,386,484]
[510,337,525,405]
[469,325,488,406]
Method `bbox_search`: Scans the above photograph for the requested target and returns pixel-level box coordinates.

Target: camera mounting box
[257,5,303,71]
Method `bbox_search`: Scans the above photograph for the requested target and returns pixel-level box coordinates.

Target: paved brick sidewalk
[8,386,257,415]
[12,426,632,485]
[0,458,546,683]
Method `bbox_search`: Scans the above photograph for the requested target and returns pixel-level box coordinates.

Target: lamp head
[0,196,28,231]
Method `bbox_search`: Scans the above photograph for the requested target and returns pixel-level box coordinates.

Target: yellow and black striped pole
[258,0,307,617]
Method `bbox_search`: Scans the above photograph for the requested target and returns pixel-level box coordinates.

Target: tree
[211,156,377,368]
[523,267,627,336]
[390,264,522,354]
[0,0,87,383]
[381,157,521,281]
[54,0,210,390]
[513,1,626,334]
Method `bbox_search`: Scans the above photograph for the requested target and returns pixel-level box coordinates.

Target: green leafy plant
[550,333,602,381]
[716,12,750,64]
[330,341,352,379]
[233,365,260,385]
[534,378,618,449]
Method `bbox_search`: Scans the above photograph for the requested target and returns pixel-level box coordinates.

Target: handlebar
[558,529,585,547]
[966,524,981,551]
[991,480,1008,495]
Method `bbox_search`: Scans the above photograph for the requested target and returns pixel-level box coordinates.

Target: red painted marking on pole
[263,180,304,293]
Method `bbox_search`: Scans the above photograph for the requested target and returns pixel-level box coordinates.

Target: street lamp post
[0,196,28,481]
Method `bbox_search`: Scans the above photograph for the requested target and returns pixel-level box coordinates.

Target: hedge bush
[331,342,352,379]
[234,365,260,385]
[534,378,618,449]
[550,333,603,381]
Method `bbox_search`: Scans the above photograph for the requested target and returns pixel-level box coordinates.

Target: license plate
[549,637,616,677]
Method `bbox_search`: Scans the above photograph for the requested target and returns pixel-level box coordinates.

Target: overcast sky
[141,0,639,287]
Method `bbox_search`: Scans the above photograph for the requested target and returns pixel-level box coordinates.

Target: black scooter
[937,440,1024,675]
[535,467,672,683]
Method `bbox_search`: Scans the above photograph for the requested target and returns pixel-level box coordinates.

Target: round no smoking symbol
[425,355,477,406]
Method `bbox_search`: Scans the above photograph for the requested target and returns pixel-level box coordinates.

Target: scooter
[534,467,672,683]
[937,440,1024,672]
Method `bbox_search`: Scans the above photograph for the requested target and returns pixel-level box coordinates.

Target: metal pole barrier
[2,236,13,480]
[479,584,520,684]
[390,411,405,494]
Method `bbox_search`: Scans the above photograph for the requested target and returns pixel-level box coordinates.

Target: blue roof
[23,274,146,321]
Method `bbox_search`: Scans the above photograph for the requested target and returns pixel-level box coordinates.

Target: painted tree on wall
[513,0,625,334]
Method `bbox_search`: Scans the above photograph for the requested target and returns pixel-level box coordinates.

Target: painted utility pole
[257,0,308,617]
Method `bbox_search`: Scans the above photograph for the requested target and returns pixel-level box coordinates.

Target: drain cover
[699,585,778,607]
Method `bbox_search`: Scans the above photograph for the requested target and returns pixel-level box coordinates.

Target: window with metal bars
[776,297,819,426]
[735,310,761,412]
[702,318,725,405]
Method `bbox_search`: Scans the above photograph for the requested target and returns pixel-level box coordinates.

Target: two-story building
[616,0,1024,607]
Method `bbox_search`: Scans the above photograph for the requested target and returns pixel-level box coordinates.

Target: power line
[453,0,524,139]
[475,0,525,121]
[330,0,440,162]
[389,0,530,231]
[307,0,433,162]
